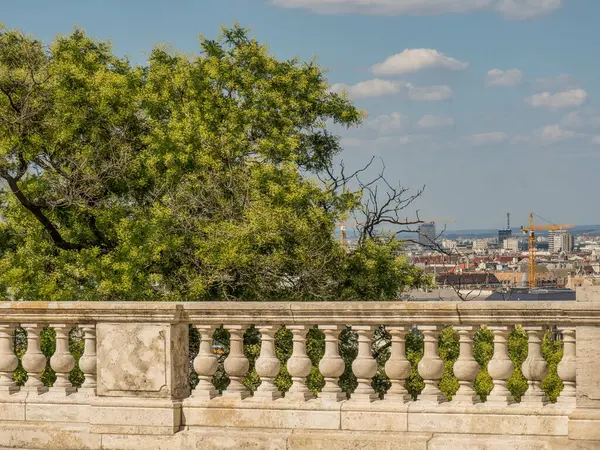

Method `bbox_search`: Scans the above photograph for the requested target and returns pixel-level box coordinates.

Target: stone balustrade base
[1,396,599,449]
[1,423,600,450]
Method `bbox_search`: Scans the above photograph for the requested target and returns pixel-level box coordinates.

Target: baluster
[286,325,314,401]
[78,324,97,395]
[557,327,576,404]
[487,326,514,405]
[21,324,48,394]
[417,325,446,403]
[0,324,19,394]
[351,326,378,401]
[318,325,345,401]
[49,324,76,394]
[384,326,411,402]
[521,326,549,405]
[192,325,219,399]
[223,325,250,399]
[254,326,282,400]
[452,326,479,404]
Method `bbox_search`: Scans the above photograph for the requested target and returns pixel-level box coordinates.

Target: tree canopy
[0,24,430,301]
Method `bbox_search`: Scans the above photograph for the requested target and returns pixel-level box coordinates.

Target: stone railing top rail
[1,301,600,325]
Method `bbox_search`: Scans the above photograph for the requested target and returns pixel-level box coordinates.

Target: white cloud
[592,136,600,145]
[330,79,408,99]
[534,74,579,91]
[417,114,454,129]
[525,89,587,110]
[367,112,410,134]
[269,0,562,19]
[495,0,562,20]
[371,48,468,75]
[538,124,578,143]
[465,132,508,146]
[409,85,454,101]
[331,79,453,101]
[485,68,523,87]
[561,110,600,130]
[513,124,583,145]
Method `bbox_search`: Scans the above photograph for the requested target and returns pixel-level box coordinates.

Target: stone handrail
[2,300,600,324]
[1,300,600,449]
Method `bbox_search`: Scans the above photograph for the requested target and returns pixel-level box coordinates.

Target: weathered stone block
[341,401,409,431]
[89,397,183,435]
[287,430,431,450]
[183,397,341,430]
[96,322,188,399]
[0,422,100,449]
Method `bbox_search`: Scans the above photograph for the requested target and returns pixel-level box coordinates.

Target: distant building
[503,238,520,252]
[473,240,488,251]
[549,230,574,253]
[436,272,501,289]
[418,222,436,247]
[498,229,512,247]
[441,239,457,250]
[494,270,558,287]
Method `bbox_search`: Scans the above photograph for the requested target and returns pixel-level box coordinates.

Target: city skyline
[3,0,599,228]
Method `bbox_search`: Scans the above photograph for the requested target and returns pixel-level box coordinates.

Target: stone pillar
[417,325,445,403]
[350,326,378,402]
[487,326,514,405]
[521,326,549,405]
[452,326,479,404]
[78,324,97,395]
[92,320,190,435]
[569,325,600,440]
[286,325,314,401]
[49,324,76,394]
[21,324,48,394]
[384,326,411,402]
[557,328,575,404]
[192,325,219,399]
[0,324,19,394]
[318,325,345,401]
[223,325,250,399]
[254,326,282,400]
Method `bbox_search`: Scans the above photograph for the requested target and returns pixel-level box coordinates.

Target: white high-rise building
[418,222,436,247]
[549,230,573,253]
[503,238,519,252]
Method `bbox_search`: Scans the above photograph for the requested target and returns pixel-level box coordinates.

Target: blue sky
[3,0,600,229]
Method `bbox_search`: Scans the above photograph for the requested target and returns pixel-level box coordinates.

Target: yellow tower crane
[521,212,575,288]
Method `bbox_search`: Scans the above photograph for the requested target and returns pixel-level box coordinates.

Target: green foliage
[0,25,429,302]
[306,327,325,394]
[542,330,564,403]
[274,327,293,392]
[473,327,494,400]
[438,327,459,400]
[507,327,529,402]
[405,328,425,399]
[339,240,430,300]
[372,326,392,397]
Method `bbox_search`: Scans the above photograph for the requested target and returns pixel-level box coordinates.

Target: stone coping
[0,301,599,325]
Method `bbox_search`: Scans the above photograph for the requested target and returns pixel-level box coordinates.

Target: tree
[0,24,431,301]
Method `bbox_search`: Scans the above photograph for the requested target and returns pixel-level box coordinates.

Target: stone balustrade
[0,301,599,449]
